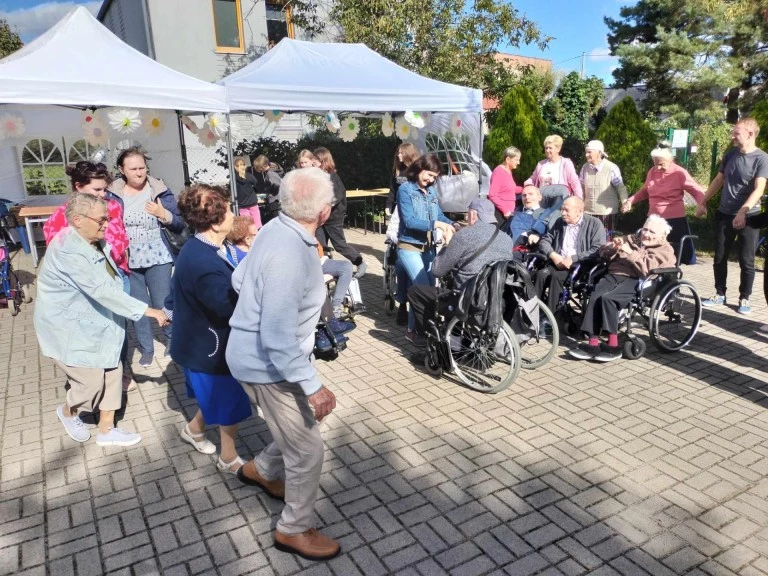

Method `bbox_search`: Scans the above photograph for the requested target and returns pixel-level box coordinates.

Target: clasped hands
[550,253,573,270]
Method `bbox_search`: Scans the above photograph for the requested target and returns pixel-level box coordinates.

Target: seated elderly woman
[34,194,168,446]
[569,215,676,363]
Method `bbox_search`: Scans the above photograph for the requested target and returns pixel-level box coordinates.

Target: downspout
[141,0,156,59]
[176,112,190,186]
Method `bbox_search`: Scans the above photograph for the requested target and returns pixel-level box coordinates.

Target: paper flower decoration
[82,110,99,128]
[395,116,413,140]
[206,113,228,138]
[339,117,360,142]
[324,111,340,133]
[449,114,464,134]
[404,110,426,129]
[406,128,419,141]
[264,109,284,123]
[381,113,394,137]
[108,108,141,134]
[198,127,219,147]
[84,118,109,146]
[180,115,200,135]
[0,114,25,140]
[143,110,165,136]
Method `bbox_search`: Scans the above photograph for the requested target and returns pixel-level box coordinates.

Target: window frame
[211,0,245,54]
[19,138,70,196]
[266,0,295,45]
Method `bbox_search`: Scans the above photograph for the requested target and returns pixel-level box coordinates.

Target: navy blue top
[167,237,238,374]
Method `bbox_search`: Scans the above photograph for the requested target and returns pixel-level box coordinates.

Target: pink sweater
[525,157,583,198]
[629,163,704,219]
[488,165,523,215]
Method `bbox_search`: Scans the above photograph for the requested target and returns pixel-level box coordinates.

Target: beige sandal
[217,456,245,474]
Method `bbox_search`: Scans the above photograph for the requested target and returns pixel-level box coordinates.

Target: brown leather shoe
[274,529,340,560]
[236,461,285,500]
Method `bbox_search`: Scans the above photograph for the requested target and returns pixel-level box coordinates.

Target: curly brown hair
[178,184,230,232]
[226,215,256,244]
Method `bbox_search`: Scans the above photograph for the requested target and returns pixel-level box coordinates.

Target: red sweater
[629,163,704,219]
[488,165,523,216]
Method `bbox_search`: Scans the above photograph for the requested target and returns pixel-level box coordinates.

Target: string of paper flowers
[0,113,26,140]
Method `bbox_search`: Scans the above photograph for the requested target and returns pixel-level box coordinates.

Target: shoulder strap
[461,226,500,269]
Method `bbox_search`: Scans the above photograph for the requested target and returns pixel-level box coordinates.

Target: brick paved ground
[1,228,767,576]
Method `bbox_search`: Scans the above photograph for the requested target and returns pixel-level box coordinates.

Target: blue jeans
[397,248,435,330]
[129,262,173,354]
[119,273,131,367]
[394,256,410,305]
[322,258,354,308]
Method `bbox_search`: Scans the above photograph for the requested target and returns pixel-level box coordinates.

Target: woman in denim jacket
[396,153,455,344]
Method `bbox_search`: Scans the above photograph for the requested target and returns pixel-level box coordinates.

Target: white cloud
[0,1,101,42]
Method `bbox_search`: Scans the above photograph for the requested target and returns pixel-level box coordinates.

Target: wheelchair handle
[674,235,698,267]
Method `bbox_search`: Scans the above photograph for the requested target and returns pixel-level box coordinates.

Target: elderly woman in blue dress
[166,184,251,473]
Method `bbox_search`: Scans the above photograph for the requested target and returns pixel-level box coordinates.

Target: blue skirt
[183,368,252,426]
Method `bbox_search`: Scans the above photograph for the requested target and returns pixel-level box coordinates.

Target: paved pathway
[1,228,767,576]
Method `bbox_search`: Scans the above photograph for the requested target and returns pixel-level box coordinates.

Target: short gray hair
[65,193,105,224]
[503,146,521,160]
[279,167,334,222]
[645,214,672,237]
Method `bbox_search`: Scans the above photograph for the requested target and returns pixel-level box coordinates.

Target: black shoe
[594,344,622,362]
[396,304,409,326]
[568,343,601,360]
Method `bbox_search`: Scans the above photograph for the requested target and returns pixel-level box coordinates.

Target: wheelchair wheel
[623,337,646,360]
[423,351,443,378]
[518,300,559,370]
[8,297,18,316]
[446,317,521,394]
[384,295,396,315]
[649,281,701,352]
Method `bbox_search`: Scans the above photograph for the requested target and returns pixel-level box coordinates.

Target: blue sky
[3,0,625,84]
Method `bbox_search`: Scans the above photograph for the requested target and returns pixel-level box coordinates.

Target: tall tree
[0,19,22,59]
[293,0,550,101]
[542,72,604,159]
[605,0,767,123]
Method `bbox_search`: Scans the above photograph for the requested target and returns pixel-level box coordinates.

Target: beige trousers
[241,381,324,534]
[55,360,122,413]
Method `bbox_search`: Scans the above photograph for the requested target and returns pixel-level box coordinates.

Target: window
[21,139,69,195]
[212,0,244,52]
[425,132,476,176]
[266,1,294,47]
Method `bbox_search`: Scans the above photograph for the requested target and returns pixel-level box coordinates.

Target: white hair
[65,193,105,224]
[645,214,672,237]
[279,167,334,222]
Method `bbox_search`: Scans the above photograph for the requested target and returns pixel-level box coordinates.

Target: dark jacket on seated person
[432,222,515,290]
[538,214,605,264]
[599,234,676,278]
[507,206,556,244]
[166,236,238,375]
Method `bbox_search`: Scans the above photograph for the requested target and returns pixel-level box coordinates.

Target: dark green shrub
[753,100,768,152]
[484,85,548,181]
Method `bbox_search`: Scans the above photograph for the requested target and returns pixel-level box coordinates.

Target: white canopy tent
[219,39,487,210]
[0,6,228,202]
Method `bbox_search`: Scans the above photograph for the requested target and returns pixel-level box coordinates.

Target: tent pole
[176,112,191,186]
[477,111,483,195]
[225,113,239,215]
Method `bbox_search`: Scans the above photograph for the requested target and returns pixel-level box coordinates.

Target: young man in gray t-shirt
[696,118,768,314]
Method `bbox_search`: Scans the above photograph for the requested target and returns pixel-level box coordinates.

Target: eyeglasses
[83,215,110,227]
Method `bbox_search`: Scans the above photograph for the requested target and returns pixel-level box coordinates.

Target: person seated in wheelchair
[504,185,559,258]
[569,214,676,362]
[533,196,605,314]
[406,198,515,347]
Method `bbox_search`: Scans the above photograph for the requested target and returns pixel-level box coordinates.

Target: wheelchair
[321,247,364,319]
[421,259,557,393]
[382,240,398,315]
[531,235,702,360]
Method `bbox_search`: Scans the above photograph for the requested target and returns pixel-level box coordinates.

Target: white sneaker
[96,427,142,447]
[180,424,217,454]
[57,405,90,443]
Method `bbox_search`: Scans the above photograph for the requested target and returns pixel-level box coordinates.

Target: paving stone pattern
[1,229,767,576]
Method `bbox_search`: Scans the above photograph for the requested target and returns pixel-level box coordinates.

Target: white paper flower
[395,116,412,140]
[206,113,228,138]
[180,114,200,135]
[381,113,395,137]
[198,127,219,147]
[449,114,465,134]
[324,111,340,133]
[406,127,419,141]
[84,118,109,146]
[339,117,360,142]
[107,108,142,134]
[404,110,426,129]
[264,109,284,123]
[0,114,25,140]
[143,110,165,136]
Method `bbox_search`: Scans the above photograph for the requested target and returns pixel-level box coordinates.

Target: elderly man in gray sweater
[226,167,340,561]
[406,198,515,346]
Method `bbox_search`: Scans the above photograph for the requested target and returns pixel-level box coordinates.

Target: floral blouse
[43,198,130,274]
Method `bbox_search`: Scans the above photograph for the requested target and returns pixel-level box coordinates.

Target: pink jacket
[629,163,704,219]
[488,165,523,216]
[525,157,583,198]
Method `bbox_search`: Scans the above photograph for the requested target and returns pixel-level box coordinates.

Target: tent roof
[220,38,483,114]
[0,7,227,112]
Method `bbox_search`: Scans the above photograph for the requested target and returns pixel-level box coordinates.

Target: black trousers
[318,211,362,266]
[533,264,571,313]
[408,284,452,335]
[713,210,759,299]
[580,274,637,336]
[747,211,768,307]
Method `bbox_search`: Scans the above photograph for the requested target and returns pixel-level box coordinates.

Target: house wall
[99,0,151,56]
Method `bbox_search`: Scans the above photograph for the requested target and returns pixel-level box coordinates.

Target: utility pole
[580,52,585,79]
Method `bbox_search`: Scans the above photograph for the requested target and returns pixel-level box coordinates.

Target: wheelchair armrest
[649,267,681,276]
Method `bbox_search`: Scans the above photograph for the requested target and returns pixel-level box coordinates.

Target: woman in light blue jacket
[396,153,455,344]
[34,194,168,447]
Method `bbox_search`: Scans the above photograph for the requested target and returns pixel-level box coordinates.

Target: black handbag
[162,225,193,256]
